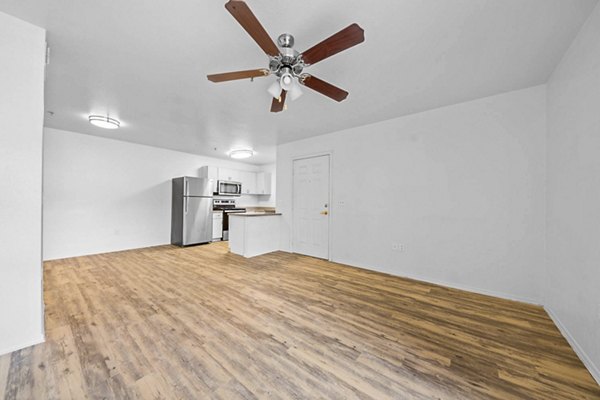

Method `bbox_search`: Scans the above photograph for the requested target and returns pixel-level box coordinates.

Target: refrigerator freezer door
[184,177,213,197]
[182,197,213,245]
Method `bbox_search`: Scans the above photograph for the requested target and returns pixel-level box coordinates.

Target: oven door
[218,181,242,196]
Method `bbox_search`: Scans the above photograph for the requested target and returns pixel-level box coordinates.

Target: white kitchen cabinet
[240,171,257,195]
[217,168,231,181]
[218,168,255,194]
[202,166,271,195]
[255,172,272,195]
[218,168,241,182]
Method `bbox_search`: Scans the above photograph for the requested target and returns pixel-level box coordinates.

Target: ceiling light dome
[89,115,120,129]
[229,149,254,159]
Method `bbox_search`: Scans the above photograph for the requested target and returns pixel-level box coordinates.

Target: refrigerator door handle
[184,197,188,214]
[184,179,188,197]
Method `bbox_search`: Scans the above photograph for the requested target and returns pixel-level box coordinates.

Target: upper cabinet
[199,166,218,181]
[200,166,271,196]
[217,168,241,182]
[256,172,272,195]
[240,171,257,195]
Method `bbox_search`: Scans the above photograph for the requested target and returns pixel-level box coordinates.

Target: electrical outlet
[392,243,404,252]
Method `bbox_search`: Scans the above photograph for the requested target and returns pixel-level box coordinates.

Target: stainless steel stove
[212,199,246,241]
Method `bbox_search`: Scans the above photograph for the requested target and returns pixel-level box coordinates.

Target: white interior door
[293,155,330,259]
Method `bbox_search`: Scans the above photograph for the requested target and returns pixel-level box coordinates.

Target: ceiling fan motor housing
[269,35,305,77]
[280,47,299,66]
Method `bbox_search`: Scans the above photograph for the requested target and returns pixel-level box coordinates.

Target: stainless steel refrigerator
[171,177,214,246]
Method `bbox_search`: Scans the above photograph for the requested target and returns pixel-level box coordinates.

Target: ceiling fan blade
[270,90,287,113]
[225,0,280,57]
[301,23,365,66]
[207,69,269,83]
[301,75,348,102]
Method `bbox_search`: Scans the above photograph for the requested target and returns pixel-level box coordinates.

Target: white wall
[546,2,600,383]
[277,85,546,304]
[43,128,270,260]
[0,12,46,355]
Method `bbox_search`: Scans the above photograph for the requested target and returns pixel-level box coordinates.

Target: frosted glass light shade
[267,80,281,98]
[288,80,303,101]
[280,72,294,91]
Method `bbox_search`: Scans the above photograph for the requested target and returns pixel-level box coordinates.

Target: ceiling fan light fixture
[288,78,303,101]
[267,80,281,99]
[229,149,254,159]
[280,71,294,91]
[88,115,120,129]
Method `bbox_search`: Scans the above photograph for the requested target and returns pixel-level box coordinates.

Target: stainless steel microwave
[216,180,242,196]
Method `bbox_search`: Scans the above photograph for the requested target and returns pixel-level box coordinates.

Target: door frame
[291,151,333,261]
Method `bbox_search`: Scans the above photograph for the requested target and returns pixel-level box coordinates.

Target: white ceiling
[0,0,597,164]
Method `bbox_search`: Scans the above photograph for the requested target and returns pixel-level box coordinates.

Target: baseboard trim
[331,257,541,306]
[545,306,600,386]
[0,334,45,357]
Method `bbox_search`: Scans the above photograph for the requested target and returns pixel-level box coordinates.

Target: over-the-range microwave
[216,180,242,196]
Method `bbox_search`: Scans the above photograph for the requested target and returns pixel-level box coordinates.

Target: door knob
[320,210,328,215]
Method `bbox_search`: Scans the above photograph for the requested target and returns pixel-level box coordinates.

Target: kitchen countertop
[229,212,282,217]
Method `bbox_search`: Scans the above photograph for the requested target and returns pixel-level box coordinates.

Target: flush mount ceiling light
[229,149,254,159]
[88,115,120,129]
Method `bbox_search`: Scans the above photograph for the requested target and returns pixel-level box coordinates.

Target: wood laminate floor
[1,242,599,399]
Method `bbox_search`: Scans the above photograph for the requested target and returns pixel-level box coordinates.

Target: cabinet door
[264,172,272,194]
[256,172,272,195]
[256,172,265,194]
[217,168,228,181]
[241,171,257,194]
[218,168,238,182]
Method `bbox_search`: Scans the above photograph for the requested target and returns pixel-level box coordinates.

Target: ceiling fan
[207,0,365,113]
